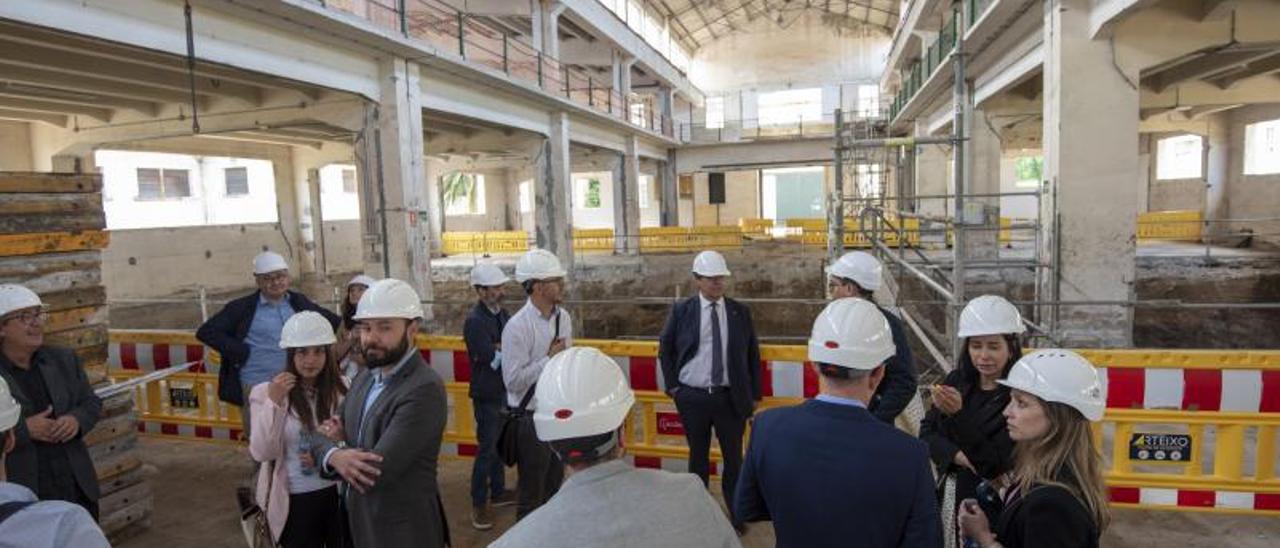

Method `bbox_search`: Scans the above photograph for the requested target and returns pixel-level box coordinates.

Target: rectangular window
[855,164,883,198]
[136,168,191,200]
[519,180,533,213]
[224,167,249,196]
[639,175,653,209]
[1244,118,1280,175]
[1156,134,1204,180]
[757,88,823,126]
[576,178,603,208]
[341,168,357,193]
[1014,156,1044,188]
[443,172,486,216]
[857,85,880,117]
[705,97,725,129]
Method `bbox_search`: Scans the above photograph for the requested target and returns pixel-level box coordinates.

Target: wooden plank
[98,462,147,497]
[89,431,137,463]
[0,251,101,280]
[98,480,151,519]
[43,323,108,350]
[86,363,108,386]
[0,192,102,215]
[0,214,106,235]
[99,391,135,419]
[85,412,137,447]
[39,286,106,312]
[93,443,141,480]
[45,305,107,333]
[0,172,101,194]
[0,231,109,257]
[99,497,152,539]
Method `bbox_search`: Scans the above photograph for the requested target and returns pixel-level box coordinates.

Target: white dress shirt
[678,294,730,388]
[0,482,109,548]
[501,299,573,408]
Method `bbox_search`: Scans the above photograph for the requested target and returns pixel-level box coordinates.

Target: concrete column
[914,121,950,219]
[963,108,1003,261]
[539,1,566,58]
[657,86,674,134]
[535,111,574,270]
[289,153,319,278]
[612,136,642,253]
[423,157,446,250]
[613,51,636,97]
[660,149,678,226]
[1040,0,1139,346]
[1204,114,1230,242]
[375,57,434,310]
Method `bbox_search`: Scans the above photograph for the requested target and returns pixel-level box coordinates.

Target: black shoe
[491,489,518,508]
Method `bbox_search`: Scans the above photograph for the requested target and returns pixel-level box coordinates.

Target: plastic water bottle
[298,433,315,476]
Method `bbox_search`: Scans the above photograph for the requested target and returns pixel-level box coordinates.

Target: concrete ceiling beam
[0,87,158,118]
[0,96,112,122]
[0,64,178,113]
[1145,49,1280,93]
[1208,51,1280,89]
[0,107,67,127]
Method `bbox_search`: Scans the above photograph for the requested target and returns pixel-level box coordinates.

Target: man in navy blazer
[735,298,941,548]
[659,250,760,532]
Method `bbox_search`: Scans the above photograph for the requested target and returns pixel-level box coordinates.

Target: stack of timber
[0,172,151,541]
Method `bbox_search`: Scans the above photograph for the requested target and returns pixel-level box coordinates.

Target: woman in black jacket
[958,349,1109,548]
[921,295,1023,547]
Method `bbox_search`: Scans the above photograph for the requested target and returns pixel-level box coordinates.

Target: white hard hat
[691,250,731,277]
[470,263,509,287]
[827,251,882,291]
[999,349,1105,421]
[515,249,567,283]
[253,251,289,275]
[0,284,43,319]
[0,376,21,432]
[347,274,377,288]
[353,279,424,320]
[808,297,895,370]
[279,311,337,349]
[533,347,636,442]
[958,295,1027,338]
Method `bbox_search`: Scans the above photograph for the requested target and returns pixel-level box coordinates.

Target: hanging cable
[184,1,201,134]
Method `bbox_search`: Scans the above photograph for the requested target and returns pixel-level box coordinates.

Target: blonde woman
[958,349,1109,548]
[248,311,348,547]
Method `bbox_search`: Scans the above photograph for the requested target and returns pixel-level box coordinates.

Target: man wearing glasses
[197,252,340,438]
[0,284,103,520]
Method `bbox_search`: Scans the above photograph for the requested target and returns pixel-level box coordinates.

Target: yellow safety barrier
[108,330,1280,516]
[739,218,774,236]
[572,228,615,252]
[637,226,742,252]
[440,231,530,255]
[1138,210,1203,242]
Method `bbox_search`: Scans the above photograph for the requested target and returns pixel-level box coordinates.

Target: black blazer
[462,302,509,403]
[995,482,1099,548]
[196,289,340,405]
[0,346,103,502]
[658,295,761,418]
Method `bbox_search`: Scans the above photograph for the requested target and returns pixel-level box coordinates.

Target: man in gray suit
[490,347,739,548]
[309,279,448,548]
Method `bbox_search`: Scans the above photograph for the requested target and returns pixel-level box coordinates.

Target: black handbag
[497,385,535,467]
[497,310,560,467]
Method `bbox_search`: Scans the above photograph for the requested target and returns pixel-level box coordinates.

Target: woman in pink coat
[248,311,348,547]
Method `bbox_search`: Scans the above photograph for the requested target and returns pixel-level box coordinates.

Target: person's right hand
[931,385,963,415]
[319,416,345,442]
[330,449,383,493]
[24,407,57,443]
[267,372,297,405]
[955,451,977,474]
[547,338,567,358]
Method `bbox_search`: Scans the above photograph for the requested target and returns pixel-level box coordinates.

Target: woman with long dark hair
[920,295,1024,547]
[334,275,375,382]
[958,349,1109,548]
[248,311,349,547]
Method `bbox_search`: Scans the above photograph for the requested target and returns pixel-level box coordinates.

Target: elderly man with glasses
[0,284,103,520]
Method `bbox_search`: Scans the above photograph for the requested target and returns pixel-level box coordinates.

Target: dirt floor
[117,437,1279,548]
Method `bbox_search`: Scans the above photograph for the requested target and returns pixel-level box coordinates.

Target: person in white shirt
[501,249,573,519]
[247,311,348,547]
[0,374,109,548]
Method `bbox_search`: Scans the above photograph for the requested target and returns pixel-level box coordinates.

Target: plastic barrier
[106,331,1280,515]
[1138,210,1203,242]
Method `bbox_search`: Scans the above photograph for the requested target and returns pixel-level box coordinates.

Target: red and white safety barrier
[1110,487,1280,512]
[136,420,241,442]
[1099,367,1280,412]
[110,341,210,373]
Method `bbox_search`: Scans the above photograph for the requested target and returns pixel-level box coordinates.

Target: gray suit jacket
[309,350,448,548]
[0,346,102,502]
[490,459,741,548]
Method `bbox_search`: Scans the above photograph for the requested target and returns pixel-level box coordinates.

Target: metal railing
[314,0,673,137]
[889,7,960,122]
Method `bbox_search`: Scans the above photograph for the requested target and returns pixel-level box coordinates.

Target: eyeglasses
[257,272,289,283]
[4,310,47,326]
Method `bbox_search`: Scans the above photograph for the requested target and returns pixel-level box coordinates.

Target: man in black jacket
[826,251,917,425]
[658,250,761,533]
[462,263,516,530]
[195,252,339,438]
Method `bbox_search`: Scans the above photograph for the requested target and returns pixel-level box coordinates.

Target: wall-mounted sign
[1129,433,1192,462]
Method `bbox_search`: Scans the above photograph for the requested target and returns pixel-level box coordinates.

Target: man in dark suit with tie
[735,298,941,547]
[658,250,761,533]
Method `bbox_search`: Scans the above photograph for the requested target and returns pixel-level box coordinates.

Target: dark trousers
[470,399,507,506]
[673,388,746,524]
[280,485,346,548]
[515,415,563,520]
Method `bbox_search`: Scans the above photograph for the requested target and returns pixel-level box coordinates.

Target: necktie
[710,302,724,386]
